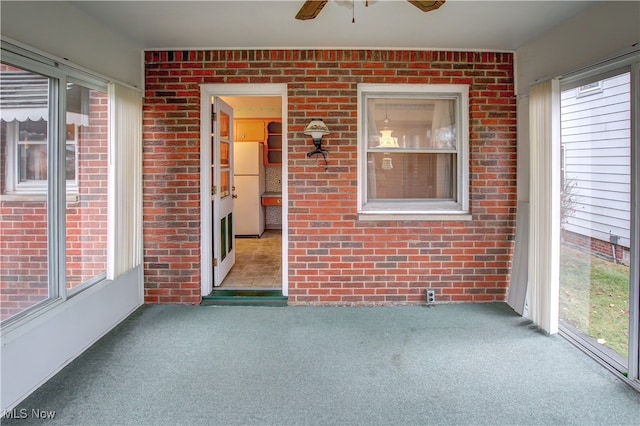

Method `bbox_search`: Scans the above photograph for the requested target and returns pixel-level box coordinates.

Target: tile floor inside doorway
[220,229,282,289]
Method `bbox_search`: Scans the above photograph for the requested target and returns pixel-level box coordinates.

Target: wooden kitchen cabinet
[234,118,282,165]
[235,119,265,141]
[265,121,282,165]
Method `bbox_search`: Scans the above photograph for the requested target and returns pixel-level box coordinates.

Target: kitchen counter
[261,192,282,206]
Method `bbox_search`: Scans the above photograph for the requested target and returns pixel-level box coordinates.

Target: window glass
[0,64,51,320]
[17,120,48,182]
[368,152,455,200]
[359,85,468,216]
[1,56,112,321]
[65,84,109,291]
[559,72,631,364]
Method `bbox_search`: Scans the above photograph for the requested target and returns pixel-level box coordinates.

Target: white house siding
[560,72,631,249]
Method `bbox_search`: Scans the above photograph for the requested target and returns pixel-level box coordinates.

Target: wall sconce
[304,118,330,169]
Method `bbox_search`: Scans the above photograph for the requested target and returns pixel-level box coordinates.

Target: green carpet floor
[4,303,639,425]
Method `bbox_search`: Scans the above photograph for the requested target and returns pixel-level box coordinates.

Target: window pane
[65,85,108,290]
[220,141,229,168]
[559,72,631,362]
[18,117,48,182]
[0,64,51,321]
[220,170,230,198]
[367,98,456,149]
[219,110,229,138]
[18,141,47,181]
[367,152,455,200]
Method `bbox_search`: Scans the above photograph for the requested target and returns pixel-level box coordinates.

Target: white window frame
[357,83,470,221]
[4,120,78,196]
[0,40,110,325]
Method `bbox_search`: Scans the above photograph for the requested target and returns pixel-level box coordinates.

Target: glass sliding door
[559,68,635,374]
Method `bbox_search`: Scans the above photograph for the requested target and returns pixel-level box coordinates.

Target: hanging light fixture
[381,154,393,170]
[376,100,397,171]
[377,100,399,148]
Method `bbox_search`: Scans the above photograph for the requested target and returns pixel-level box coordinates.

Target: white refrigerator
[234,142,266,237]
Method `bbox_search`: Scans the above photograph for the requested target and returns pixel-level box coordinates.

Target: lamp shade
[377,128,399,148]
[303,119,330,140]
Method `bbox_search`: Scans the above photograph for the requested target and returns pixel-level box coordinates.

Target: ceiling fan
[295,0,445,20]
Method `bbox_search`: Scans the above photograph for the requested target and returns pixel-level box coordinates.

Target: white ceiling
[70,0,600,52]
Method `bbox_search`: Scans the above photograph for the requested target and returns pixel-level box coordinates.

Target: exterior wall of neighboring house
[143,49,517,305]
[560,73,631,264]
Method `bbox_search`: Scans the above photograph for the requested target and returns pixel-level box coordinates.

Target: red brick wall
[66,91,110,288]
[562,229,630,266]
[143,50,517,305]
[0,194,48,318]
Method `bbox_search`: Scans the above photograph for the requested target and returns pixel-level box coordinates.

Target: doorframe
[200,84,288,297]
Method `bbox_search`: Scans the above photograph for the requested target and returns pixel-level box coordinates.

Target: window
[357,84,469,219]
[0,44,110,322]
[575,81,604,98]
[0,66,88,196]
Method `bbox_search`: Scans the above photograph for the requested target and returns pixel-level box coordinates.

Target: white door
[213,97,235,286]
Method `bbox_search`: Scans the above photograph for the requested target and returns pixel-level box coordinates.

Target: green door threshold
[201,289,288,307]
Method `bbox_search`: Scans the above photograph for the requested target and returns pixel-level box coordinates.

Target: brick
[141,48,516,306]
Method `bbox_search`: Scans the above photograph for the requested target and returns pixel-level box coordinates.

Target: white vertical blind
[527,79,561,334]
[507,201,529,315]
[108,83,143,279]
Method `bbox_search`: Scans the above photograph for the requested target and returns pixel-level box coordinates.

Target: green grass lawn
[559,245,630,358]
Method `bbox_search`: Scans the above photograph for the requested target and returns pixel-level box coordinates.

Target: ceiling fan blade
[296,1,329,20]
[407,1,446,13]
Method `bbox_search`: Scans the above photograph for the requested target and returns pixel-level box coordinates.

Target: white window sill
[358,212,472,222]
[0,193,79,203]
[359,200,471,221]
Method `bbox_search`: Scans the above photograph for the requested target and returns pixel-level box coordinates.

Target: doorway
[221,94,283,289]
[199,84,288,298]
